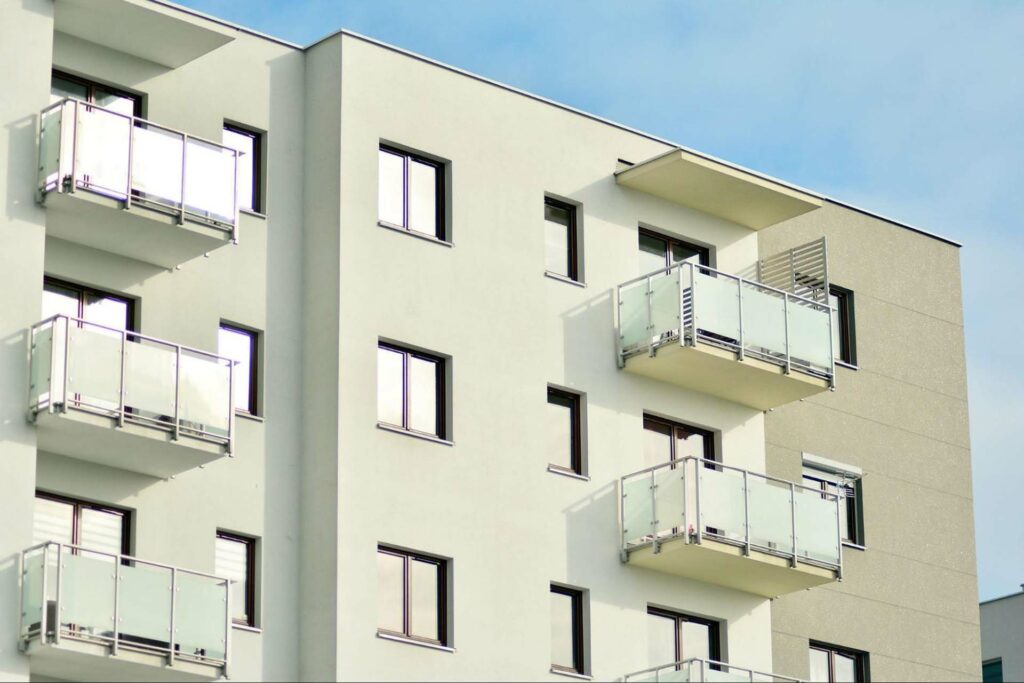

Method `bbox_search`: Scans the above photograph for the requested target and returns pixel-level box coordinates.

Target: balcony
[28,315,235,478]
[37,98,240,268]
[619,457,842,598]
[624,658,801,682]
[19,542,230,682]
[615,241,834,410]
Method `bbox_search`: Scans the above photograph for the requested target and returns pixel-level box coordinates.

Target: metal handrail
[623,657,802,682]
[20,541,231,671]
[622,455,840,498]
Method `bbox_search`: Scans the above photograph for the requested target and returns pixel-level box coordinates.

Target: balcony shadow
[4,113,41,223]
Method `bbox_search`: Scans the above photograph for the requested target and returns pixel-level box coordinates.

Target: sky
[173,0,1024,601]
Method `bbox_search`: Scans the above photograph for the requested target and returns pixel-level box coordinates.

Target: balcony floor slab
[24,637,221,682]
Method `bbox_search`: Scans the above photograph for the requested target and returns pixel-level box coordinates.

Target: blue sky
[174,0,1024,600]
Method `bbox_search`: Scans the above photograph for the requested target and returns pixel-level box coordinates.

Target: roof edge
[981,590,1024,607]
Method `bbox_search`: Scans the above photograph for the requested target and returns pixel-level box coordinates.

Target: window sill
[376,422,454,447]
[835,360,859,371]
[544,271,586,288]
[550,668,592,681]
[240,209,267,220]
[842,541,866,552]
[547,465,589,482]
[378,221,452,248]
[232,623,262,634]
[376,631,454,653]
[235,411,264,423]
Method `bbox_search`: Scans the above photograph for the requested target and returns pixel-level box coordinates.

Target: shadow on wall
[5,114,38,223]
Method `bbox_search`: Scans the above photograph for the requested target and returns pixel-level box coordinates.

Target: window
[43,277,135,331]
[643,415,715,468]
[829,285,856,365]
[639,228,711,274]
[216,532,256,627]
[33,492,130,555]
[809,642,868,682]
[647,606,719,667]
[51,70,141,117]
[219,324,259,415]
[550,584,586,675]
[547,387,583,475]
[377,545,449,646]
[377,342,447,439]
[544,197,580,281]
[983,658,1004,683]
[223,124,262,213]
[378,144,445,240]
[802,461,863,545]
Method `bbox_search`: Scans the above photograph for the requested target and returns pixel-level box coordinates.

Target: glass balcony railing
[29,314,235,453]
[20,542,230,673]
[616,261,834,384]
[624,658,801,683]
[38,97,240,234]
[621,457,843,573]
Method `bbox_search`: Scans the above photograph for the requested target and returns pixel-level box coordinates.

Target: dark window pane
[51,74,88,102]
[639,232,668,273]
[671,241,704,266]
[983,659,1004,683]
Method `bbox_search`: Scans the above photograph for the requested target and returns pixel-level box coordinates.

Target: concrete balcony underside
[43,190,232,269]
[626,535,838,599]
[622,339,831,411]
[33,408,225,478]
[23,638,220,682]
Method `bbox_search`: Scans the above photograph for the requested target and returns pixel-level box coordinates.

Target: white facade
[981,591,1024,682]
[0,1,979,682]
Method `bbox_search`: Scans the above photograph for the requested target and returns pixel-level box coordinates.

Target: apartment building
[980,588,1024,682]
[0,0,980,681]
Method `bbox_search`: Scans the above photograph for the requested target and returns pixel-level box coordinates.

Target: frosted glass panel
[795,488,841,565]
[178,351,231,434]
[61,553,116,637]
[747,477,794,553]
[185,137,236,223]
[132,124,184,206]
[692,271,740,341]
[75,105,130,198]
[21,550,45,636]
[119,562,172,644]
[741,285,786,354]
[407,159,437,235]
[39,106,63,190]
[619,280,649,350]
[177,573,228,661]
[622,473,655,547]
[67,325,122,407]
[654,466,685,539]
[650,269,681,339]
[124,341,177,417]
[700,466,746,542]
[378,149,404,226]
[30,324,53,408]
[703,669,749,682]
[788,302,832,369]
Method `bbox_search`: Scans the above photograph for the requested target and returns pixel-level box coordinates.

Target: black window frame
[643,414,716,463]
[809,641,870,682]
[550,584,586,675]
[377,342,447,440]
[216,530,257,628]
[829,284,857,366]
[219,322,260,416]
[376,545,449,647]
[43,276,137,332]
[34,490,132,556]
[51,69,143,117]
[547,387,583,476]
[378,144,446,241]
[544,196,580,282]
[802,465,864,546]
[639,227,712,270]
[647,605,721,664]
[223,123,263,213]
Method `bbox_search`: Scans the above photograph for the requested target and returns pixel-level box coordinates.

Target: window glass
[672,241,705,266]
[378,149,405,226]
[376,550,405,633]
[78,507,125,556]
[809,647,831,682]
[675,427,709,461]
[84,293,130,330]
[639,229,710,273]
[646,611,677,668]
[643,421,673,468]
[32,497,74,546]
[219,325,256,413]
[803,464,860,544]
[42,283,80,320]
[546,391,575,471]
[222,127,258,212]
[93,88,136,117]
[834,653,857,682]
[408,558,440,641]
[983,659,1004,683]
[550,590,575,669]
[407,355,438,435]
[407,159,437,236]
[32,494,128,556]
[829,292,842,359]
[681,620,711,661]
[215,534,252,624]
[639,233,669,273]
[51,74,88,102]
[377,347,405,428]
[545,201,573,278]
[43,279,133,330]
